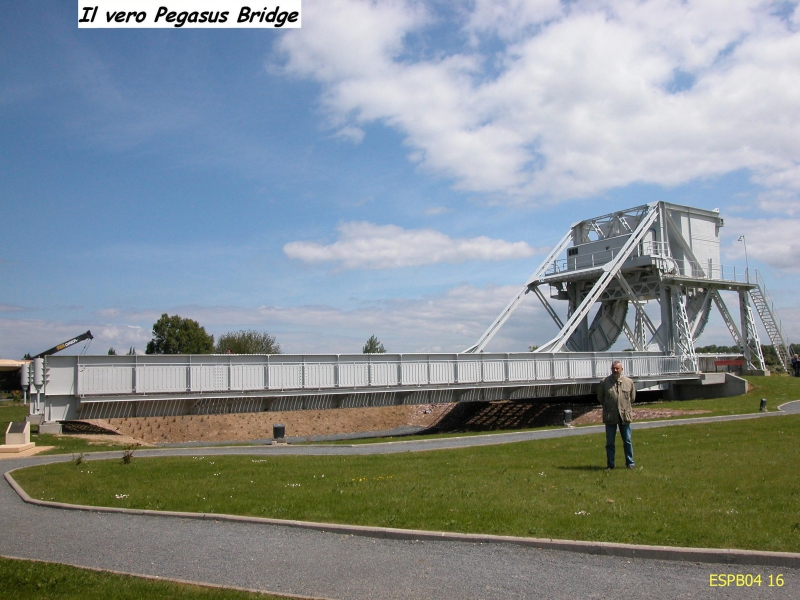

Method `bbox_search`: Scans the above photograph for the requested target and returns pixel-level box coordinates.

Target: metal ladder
[749,274,791,372]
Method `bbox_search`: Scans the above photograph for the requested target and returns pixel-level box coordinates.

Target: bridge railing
[42,352,685,399]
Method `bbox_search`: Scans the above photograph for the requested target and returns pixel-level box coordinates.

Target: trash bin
[273,423,286,439]
[563,409,573,426]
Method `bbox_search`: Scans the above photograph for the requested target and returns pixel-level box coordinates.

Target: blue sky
[2,0,799,358]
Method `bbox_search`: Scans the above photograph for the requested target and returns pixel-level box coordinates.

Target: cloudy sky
[2,0,799,358]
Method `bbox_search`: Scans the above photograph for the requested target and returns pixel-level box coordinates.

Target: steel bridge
[27,351,711,422]
[23,201,787,427]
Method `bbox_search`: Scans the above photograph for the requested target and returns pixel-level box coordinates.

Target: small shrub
[121,444,139,465]
[72,453,85,466]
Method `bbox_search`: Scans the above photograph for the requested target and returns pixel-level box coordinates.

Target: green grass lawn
[0,401,28,436]
[0,402,131,455]
[654,374,800,415]
[13,413,800,553]
[35,434,132,455]
[311,426,566,445]
[0,556,289,600]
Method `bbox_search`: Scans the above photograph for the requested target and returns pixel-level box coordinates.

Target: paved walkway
[2,403,799,599]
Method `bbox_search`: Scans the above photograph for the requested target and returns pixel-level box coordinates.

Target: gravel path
[2,402,799,599]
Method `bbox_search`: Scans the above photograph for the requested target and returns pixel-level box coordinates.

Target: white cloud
[0,304,27,313]
[99,325,150,352]
[724,217,800,272]
[334,125,365,144]
[465,0,563,40]
[192,284,537,352]
[5,278,794,360]
[0,318,150,360]
[423,206,451,216]
[0,284,551,358]
[278,0,800,203]
[283,222,539,269]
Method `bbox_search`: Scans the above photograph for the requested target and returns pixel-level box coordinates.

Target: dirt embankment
[78,401,711,445]
[85,403,454,444]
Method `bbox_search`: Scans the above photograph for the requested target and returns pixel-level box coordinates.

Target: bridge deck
[29,352,706,421]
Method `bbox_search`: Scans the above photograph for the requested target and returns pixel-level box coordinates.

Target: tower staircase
[751,272,792,372]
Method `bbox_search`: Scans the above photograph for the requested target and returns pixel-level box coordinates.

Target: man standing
[597,360,636,469]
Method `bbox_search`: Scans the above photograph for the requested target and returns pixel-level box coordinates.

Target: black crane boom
[33,331,94,359]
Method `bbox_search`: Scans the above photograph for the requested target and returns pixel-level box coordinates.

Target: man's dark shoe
[606,466,615,470]
[626,465,636,469]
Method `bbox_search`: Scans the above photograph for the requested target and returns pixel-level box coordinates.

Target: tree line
[135,313,388,355]
[141,314,281,354]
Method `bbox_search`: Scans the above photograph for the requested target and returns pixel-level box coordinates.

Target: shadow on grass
[557,465,608,471]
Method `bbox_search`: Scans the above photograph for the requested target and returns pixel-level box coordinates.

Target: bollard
[563,409,573,427]
[273,423,286,440]
[759,398,767,412]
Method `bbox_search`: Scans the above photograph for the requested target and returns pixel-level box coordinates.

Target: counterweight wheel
[567,299,629,352]
[686,290,712,342]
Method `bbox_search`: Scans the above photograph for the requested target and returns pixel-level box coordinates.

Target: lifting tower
[465,202,791,373]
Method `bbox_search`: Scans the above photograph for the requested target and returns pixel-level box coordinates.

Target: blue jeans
[605,423,634,468]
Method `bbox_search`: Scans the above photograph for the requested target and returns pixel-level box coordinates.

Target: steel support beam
[739,290,766,371]
[465,229,573,353]
[671,287,698,372]
[532,286,565,330]
[614,273,659,340]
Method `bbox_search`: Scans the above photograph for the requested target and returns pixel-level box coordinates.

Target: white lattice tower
[467,201,791,376]
[672,288,698,372]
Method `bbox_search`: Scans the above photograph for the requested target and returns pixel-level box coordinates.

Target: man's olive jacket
[597,374,636,424]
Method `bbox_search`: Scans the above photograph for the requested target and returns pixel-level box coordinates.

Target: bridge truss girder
[466,201,786,374]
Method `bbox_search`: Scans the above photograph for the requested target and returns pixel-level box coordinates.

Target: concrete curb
[777,399,800,412]
[0,553,333,600]
[6,470,799,569]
